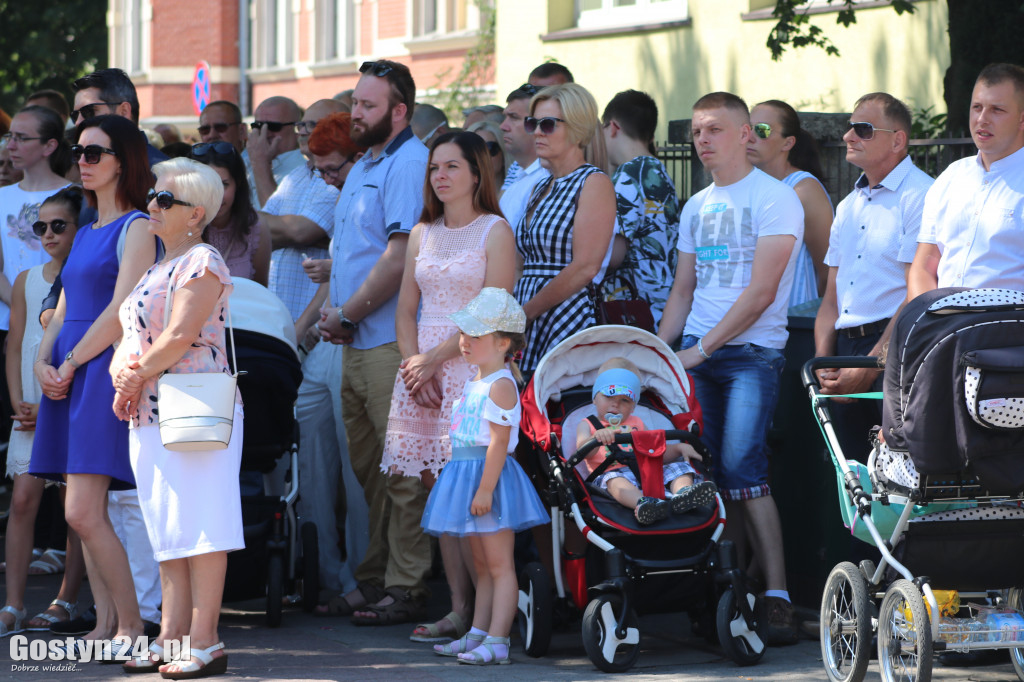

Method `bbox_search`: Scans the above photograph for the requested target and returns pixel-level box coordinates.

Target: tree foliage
[429,0,496,121]
[766,0,915,61]
[0,0,107,115]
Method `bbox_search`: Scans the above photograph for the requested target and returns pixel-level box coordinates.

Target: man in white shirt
[247,96,306,209]
[909,63,1024,297]
[498,85,549,231]
[814,92,933,457]
[658,91,803,646]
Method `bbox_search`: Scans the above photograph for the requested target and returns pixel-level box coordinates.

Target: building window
[412,0,479,37]
[110,0,148,75]
[252,0,295,69]
[576,0,688,30]
[315,0,356,62]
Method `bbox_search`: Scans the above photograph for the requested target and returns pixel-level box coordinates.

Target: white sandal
[161,641,228,679]
[26,599,77,631]
[0,605,27,637]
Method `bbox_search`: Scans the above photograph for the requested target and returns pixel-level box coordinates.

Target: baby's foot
[670,481,718,514]
[634,497,669,525]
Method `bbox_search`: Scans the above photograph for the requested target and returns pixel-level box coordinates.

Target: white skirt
[129,404,245,561]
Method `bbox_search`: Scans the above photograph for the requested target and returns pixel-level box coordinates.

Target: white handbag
[156,245,241,451]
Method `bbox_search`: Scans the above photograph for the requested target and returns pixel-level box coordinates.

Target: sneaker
[670,481,718,514]
[634,497,669,525]
[764,596,798,646]
[50,604,96,636]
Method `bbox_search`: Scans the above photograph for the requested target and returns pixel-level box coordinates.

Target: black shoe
[143,620,160,638]
[670,481,719,514]
[50,604,96,636]
[634,497,670,525]
[764,596,799,646]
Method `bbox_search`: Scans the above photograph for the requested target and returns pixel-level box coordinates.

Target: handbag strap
[163,244,239,377]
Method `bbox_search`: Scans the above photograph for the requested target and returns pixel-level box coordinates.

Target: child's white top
[449,367,520,452]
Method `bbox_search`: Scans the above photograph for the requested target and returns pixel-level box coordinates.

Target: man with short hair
[498,85,549,230]
[316,60,431,624]
[248,96,306,208]
[814,93,933,458]
[410,103,449,147]
[260,99,345,322]
[909,63,1024,297]
[602,89,680,323]
[198,100,248,153]
[25,89,70,125]
[529,62,574,87]
[72,68,168,167]
[461,104,504,129]
[658,91,803,645]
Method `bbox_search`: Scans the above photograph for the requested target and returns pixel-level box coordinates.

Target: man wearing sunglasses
[658,91,803,646]
[198,100,248,154]
[498,85,550,233]
[248,96,305,209]
[316,59,432,627]
[498,65,574,191]
[814,93,932,465]
[909,63,1024,299]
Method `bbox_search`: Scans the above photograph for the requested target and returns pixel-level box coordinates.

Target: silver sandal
[26,599,77,632]
[0,605,27,637]
[434,631,485,657]
[457,635,511,665]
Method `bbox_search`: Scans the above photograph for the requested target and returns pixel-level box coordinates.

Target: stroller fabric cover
[882,287,1024,494]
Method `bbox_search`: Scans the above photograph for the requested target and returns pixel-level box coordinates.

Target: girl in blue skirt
[421,288,549,665]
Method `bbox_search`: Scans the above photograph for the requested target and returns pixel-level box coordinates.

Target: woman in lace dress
[381,132,514,639]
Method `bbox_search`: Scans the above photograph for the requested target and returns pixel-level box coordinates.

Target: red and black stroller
[516,325,766,672]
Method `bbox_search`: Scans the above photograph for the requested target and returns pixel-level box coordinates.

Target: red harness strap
[632,430,666,499]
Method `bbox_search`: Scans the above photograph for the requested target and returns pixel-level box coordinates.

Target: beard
[351,108,394,148]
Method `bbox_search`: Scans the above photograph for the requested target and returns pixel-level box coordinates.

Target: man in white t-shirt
[658,91,803,645]
[498,85,549,232]
[909,63,1024,298]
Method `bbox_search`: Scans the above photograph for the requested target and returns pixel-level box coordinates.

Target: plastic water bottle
[985,613,1024,642]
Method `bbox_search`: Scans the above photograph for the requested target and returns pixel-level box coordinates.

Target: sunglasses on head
[70,101,124,125]
[197,121,241,136]
[485,141,501,157]
[251,120,296,133]
[848,121,897,140]
[146,188,193,210]
[359,61,394,77]
[71,144,117,165]
[32,219,73,237]
[517,83,541,97]
[752,122,772,139]
[189,141,237,160]
[523,116,565,135]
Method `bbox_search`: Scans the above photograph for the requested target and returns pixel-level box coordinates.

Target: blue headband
[592,368,641,402]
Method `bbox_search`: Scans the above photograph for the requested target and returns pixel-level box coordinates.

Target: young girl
[0,187,80,636]
[421,288,549,665]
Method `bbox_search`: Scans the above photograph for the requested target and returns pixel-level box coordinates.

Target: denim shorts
[682,335,784,501]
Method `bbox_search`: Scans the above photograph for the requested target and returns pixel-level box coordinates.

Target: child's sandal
[457,635,511,665]
[434,631,485,657]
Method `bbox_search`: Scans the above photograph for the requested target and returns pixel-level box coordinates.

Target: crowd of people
[0,53,1020,675]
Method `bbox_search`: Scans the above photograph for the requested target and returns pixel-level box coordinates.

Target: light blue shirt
[330,126,428,349]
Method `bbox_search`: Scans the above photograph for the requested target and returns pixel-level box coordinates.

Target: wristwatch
[65,350,81,369]
[337,306,358,332]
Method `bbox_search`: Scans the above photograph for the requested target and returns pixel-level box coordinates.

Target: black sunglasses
[359,61,394,77]
[147,189,193,210]
[197,121,241,136]
[523,116,566,135]
[485,141,501,157]
[847,121,897,140]
[70,101,124,125]
[189,141,237,159]
[752,123,772,139]
[251,120,296,133]
[517,83,541,97]
[32,219,73,237]
[71,144,117,165]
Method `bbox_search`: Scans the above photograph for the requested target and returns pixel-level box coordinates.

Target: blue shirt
[330,126,428,349]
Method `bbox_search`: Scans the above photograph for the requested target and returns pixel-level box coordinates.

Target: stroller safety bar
[568,429,704,470]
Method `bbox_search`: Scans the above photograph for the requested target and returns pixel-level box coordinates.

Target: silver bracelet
[697,337,711,360]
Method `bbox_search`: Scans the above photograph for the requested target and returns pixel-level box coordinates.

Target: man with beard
[316,60,431,624]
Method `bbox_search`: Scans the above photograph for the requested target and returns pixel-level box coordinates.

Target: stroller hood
[228,277,300,361]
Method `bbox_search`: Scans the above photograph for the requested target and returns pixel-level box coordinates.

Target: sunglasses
[848,121,897,140]
[517,83,541,97]
[71,144,117,165]
[70,101,124,124]
[523,116,565,135]
[752,123,772,139]
[314,154,357,179]
[251,120,296,133]
[197,121,241,136]
[1,132,42,145]
[485,141,501,157]
[32,219,73,237]
[146,188,193,210]
[189,141,237,159]
[360,61,394,77]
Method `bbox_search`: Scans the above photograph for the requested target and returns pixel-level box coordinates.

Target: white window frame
[576,0,688,30]
[109,0,150,76]
[251,0,296,70]
[314,0,357,63]
[410,0,480,38]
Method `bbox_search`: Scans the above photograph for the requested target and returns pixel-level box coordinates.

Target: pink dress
[382,214,502,477]
[204,218,261,280]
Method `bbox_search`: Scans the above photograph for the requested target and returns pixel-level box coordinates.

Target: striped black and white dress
[514,163,604,372]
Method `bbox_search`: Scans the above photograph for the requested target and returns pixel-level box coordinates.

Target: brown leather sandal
[350,587,427,626]
[314,582,386,617]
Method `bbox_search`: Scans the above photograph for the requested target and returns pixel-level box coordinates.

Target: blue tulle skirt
[422,446,550,537]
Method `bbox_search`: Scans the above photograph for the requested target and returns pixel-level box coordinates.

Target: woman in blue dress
[30,115,155,655]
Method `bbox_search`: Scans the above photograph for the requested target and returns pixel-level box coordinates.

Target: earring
[187,230,193,236]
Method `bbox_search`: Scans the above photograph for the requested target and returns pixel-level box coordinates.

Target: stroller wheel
[265,551,284,628]
[716,589,767,666]
[1005,588,1024,681]
[581,594,640,673]
[821,562,872,682]
[300,522,320,613]
[877,579,932,682]
[516,562,553,657]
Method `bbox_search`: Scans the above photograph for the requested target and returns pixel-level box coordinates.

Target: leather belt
[838,318,890,339]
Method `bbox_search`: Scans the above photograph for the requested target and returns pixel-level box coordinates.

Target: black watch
[337,307,358,331]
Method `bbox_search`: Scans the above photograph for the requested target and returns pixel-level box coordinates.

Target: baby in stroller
[576,357,717,525]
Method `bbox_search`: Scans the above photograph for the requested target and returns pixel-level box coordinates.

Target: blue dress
[29,211,147,490]
[421,368,549,537]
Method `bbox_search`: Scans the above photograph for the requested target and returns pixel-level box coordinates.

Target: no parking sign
[192,61,212,115]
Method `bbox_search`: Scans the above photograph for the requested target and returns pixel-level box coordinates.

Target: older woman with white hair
[111,157,243,679]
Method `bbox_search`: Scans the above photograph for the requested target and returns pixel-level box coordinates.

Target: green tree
[0,0,107,115]
[766,0,1024,134]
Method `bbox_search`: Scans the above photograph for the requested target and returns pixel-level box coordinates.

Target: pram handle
[568,429,706,471]
[801,355,883,390]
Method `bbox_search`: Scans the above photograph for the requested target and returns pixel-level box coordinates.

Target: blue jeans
[682,335,785,501]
